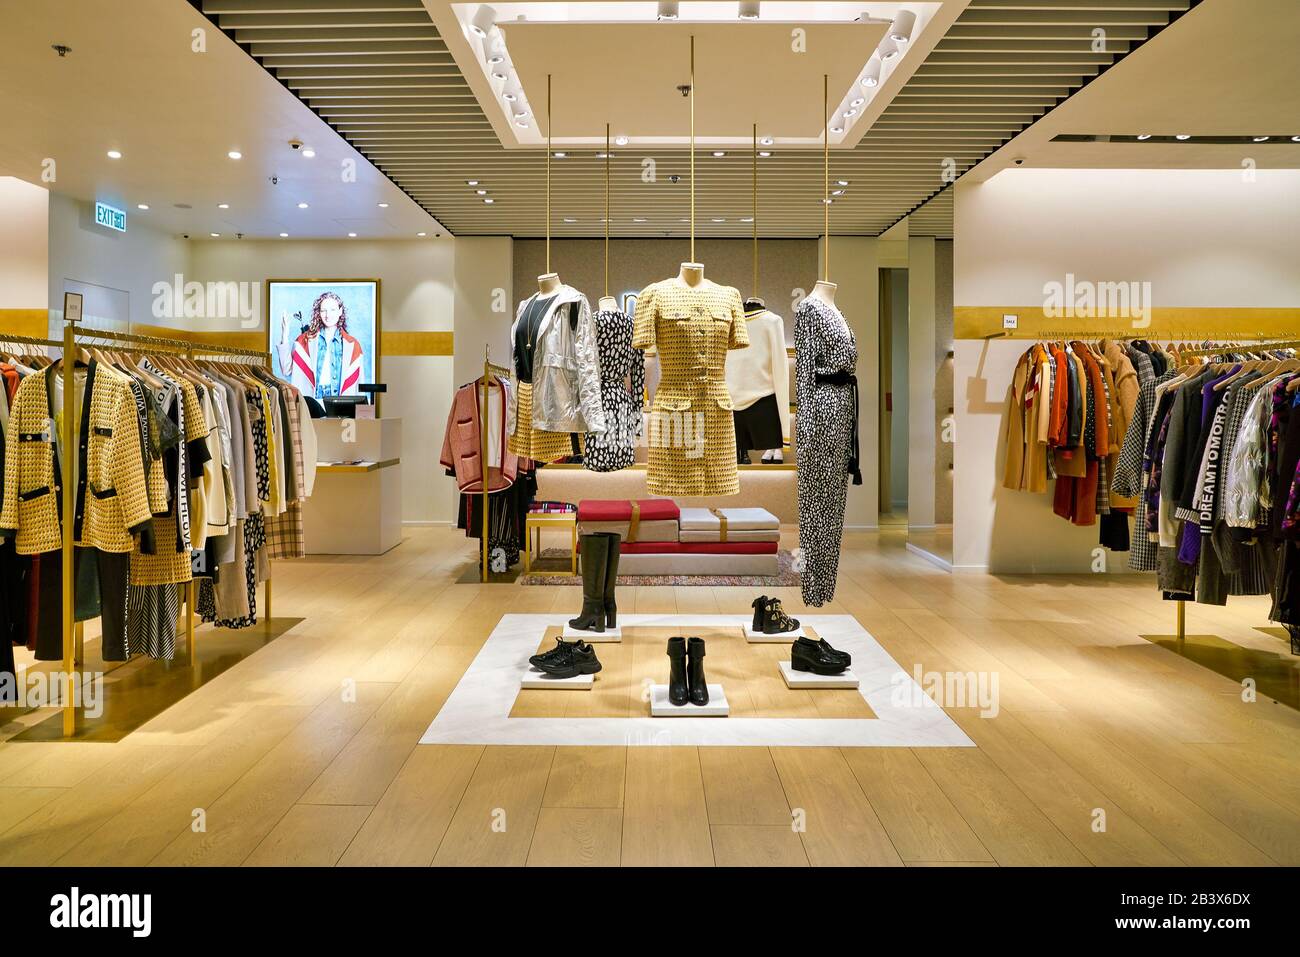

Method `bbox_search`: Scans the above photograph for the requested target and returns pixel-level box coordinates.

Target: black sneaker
[529,638,571,670]
[534,640,603,678]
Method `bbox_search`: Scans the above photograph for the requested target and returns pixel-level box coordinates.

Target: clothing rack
[479,346,511,582]
[48,321,273,736]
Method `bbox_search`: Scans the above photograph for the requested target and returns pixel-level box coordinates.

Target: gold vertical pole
[752,123,758,298]
[265,577,272,622]
[689,35,695,262]
[61,317,76,737]
[546,74,552,274]
[481,346,490,582]
[186,580,196,666]
[1176,599,1185,646]
[605,123,610,300]
[823,73,830,283]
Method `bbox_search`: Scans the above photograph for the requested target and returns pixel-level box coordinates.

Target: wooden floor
[0,526,1297,867]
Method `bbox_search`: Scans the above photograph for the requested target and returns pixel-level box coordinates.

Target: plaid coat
[0,361,152,555]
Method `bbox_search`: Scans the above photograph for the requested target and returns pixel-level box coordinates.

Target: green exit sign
[95,201,126,232]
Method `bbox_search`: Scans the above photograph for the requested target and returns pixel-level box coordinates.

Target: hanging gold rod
[689,34,696,262]
[822,73,830,283]
[752,122,758,298]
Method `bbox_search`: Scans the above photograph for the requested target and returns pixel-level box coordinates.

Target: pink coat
[441,377,519,493]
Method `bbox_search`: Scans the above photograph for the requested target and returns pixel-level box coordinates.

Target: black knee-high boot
[569,534,608,633]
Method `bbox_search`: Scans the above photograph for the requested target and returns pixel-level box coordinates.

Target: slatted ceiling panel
[198,0,1194,238]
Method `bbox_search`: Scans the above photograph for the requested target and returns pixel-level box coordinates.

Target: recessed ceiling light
[554,151,567,158]
[378,202,389,208]
[218,203,229,209]
[515,120,529,128]
[476,189,488,195]
[503,91,517,102]
[106,149,122,159]
[492,72,507,81]
[1253,135,1270,142]
[418,231,427,237]
[348,232,357,237]
[759,136,773,146]
[209,232,220,238]
[711,218,725,223]
[712,151,726,157]
[822,198,833,205]
[136,203,149,210]
[843,108,858,118]
[850,97,865,108]
[467,180,480,186]
[595,151,610,159]
[301,148,315,158]
[1175,133,1191,140]
[633,217,647,223]
[514,110,530,120]
[484,198,495,204]
[833,190,847,197]
[615,135,629,146]
[297,202,309,209]
[837,180,849,186]
[563,217,577,223]
[279,232,288,238]
[1136,133,1152,140]
[758,151,772,157]
[830,126,844,134]
[227,150,242,160]
[740,217,754,223]
[488,55,504,65]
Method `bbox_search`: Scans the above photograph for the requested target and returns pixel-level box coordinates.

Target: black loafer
[534,640,603,678]
[816,638,851,666]
[791,637,847,676]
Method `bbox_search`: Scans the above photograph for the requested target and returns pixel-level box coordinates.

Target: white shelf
[562,624,622,642]
[779,661,859,689]
[649,684,729,717]
[521,666,595,690]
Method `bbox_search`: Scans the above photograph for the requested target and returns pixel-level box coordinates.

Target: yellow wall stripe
[0,309,50,338]
[955,306,1300,341]
[380,331,454,356]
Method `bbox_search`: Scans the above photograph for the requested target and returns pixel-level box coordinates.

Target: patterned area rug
[518,548,800,587]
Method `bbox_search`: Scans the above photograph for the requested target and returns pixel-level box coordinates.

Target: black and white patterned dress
[583,309,645,472]
[795,296,857,607]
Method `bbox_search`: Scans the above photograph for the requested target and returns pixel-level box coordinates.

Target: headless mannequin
[597,296,619,312]
[809,279,837,306]
[678,262,705,287]
[537,272,562,295]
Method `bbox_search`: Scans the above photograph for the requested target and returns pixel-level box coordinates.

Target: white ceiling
[0,0,446,240]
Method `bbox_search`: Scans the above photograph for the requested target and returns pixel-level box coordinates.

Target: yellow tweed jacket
[0,361,153,555]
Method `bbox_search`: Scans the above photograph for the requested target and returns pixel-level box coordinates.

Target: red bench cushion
[577,498,680,523]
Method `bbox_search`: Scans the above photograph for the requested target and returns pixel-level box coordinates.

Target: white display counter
[303,416,402,555]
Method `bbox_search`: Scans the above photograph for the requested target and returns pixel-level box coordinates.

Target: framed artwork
[265,279,381,402]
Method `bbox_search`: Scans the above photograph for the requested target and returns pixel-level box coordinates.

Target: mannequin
[537,272,562,295]
[678,262,705,287]
[597,295,619,312]
[809,279,837,306]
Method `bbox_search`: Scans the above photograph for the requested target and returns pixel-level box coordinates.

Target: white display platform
[562,624,622,642]
[419,613,976,747]
[649,684,729,717]
[779,661,859,689]
[745,624,804,642]
[521,667,594,690]
[304,417,402,555]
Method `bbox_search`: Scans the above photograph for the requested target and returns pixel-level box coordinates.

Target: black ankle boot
[751,595,769,632]
[667,636,688,706]
[569,534,609,633]
[687,637,709,706]
[762,598,800,635]
[602,533,621,628]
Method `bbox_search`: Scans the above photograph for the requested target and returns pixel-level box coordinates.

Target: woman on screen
[277,291,365,401]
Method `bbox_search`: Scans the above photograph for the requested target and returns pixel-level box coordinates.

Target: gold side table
[524,512,578,576]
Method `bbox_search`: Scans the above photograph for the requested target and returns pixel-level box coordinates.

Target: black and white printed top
[583,309,646,472]
[794,297,857,433]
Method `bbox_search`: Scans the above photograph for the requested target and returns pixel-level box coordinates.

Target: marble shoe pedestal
[778,661,859,689]
[562,624,622,642]
[521,666,595,690]
[649,684,729,717]
[745,625,804,642]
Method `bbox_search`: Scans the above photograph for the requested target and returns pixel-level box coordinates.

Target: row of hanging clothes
[1117,341,1300,638]
[440,371,540,571]
[0,334,317,704]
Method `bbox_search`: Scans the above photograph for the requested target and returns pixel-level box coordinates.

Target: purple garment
[1177,370,1237,564]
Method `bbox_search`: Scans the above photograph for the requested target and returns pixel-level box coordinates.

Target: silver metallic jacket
[507,285,608,435]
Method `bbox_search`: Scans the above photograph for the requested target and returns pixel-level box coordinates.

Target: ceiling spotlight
[1175,133,1191,140]
[712,150,726,157]
[515,120,529,128]
[759,135,773,146]
[843,108,858,118]
[822,198,833,205]
[554,151,567,158]
[279,232,289,238]
[563,217,577,223]
[595,152,611,159]
[227,150,242,160]
[888,9,916,43]
[218,203,229,209]
[837,179,849,186]
[711,217,725,222]
[758,150,772,157]
[850,97,865,108]
[832,189,845,196]
[657,1,679,20]
[467,179,480,186]
[488,55,504,65]
[302,148,316,158]
[418,231,427,237]
[1292,135,1300,142]
[136,203,149,210]
[484,197,495,204]
[297,202,309,208]
[878,37,900,60]
[491,71,507,82]
[633,217,648,223]
[348,232,357,238]
[209,232,220,238]
[378,202,389,208]
[106,149,122,159]
[739,1,760,19]
[861,57,881,88]
[615,135,629,146]
[830,125,844,134]
[476,189,488,195]
[503,91,518,102]
[1253,135,1270,142]
[1136,133,1152,140]
[740,216,754,223]
[469,5,497,39]
[514,110,530,120]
